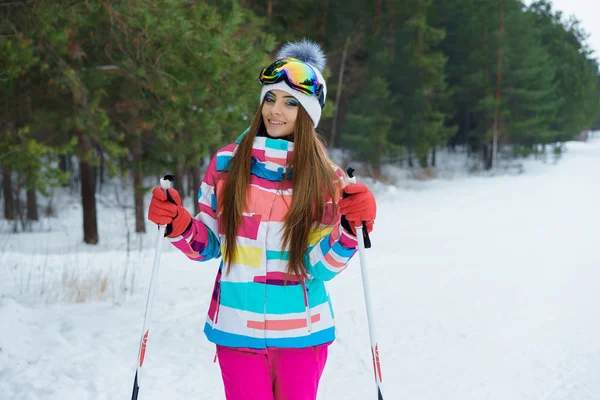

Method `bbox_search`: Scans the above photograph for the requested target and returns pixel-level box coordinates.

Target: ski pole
[131,174,175,400]
[346,168,384,400]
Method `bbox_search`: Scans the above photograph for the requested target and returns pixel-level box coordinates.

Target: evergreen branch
[42,39,88,106]
[98,0,129,41]
[87,65,129,76]
[0,1,29,7]
[0,131,60,162]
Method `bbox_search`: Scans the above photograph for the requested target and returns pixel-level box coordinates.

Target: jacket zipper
[212,276,222,328]
[301,278,312,332]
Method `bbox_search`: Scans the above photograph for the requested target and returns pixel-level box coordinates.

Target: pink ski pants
[216,345,328,400]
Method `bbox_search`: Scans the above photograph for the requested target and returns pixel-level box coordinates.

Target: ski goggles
[258,58,325,107]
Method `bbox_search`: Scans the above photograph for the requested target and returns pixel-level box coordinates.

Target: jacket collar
[236,129,294,178]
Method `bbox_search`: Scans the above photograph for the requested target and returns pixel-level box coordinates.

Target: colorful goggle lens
[259,58,324,101]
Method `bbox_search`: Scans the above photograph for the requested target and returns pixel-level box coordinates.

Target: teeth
[269,119,285,125]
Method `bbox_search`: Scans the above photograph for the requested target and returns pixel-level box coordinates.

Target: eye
[286,100,299,107]
[265,96,275,103]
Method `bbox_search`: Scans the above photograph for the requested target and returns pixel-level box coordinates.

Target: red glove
[147,187,192,237]
[338,183,376,235]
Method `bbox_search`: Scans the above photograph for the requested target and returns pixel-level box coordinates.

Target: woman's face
[261,90,299,138]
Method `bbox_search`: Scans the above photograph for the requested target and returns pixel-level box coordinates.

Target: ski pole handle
[344,167,371,248]
[160,174,175,192]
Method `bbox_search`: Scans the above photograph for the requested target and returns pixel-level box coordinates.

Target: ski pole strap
[343,167,372,248]
[360,221,371,248]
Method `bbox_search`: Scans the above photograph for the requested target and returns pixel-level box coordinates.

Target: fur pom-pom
[276,39,326,72]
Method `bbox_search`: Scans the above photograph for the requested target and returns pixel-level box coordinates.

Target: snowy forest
[2,2,600,400]
[1,0,599,242]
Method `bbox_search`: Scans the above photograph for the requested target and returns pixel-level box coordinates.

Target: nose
[271,101,283,115]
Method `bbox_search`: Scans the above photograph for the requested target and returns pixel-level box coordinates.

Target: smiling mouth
[268,119,286,126]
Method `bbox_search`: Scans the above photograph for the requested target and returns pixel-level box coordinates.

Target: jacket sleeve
[168,154,222,262]
[305,167,359,281]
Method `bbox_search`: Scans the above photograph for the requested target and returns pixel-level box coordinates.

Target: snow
[1,135,599,399]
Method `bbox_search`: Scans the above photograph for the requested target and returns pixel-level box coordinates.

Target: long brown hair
[220,104,339,278]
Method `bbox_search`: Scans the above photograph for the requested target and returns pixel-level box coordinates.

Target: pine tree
[342,75,399,178]
[528,1,600,140]
[495,2,562,155]
[2,1,274,239]
[434,0,565,167]
[0,3,71,227]
[390,0,455,168]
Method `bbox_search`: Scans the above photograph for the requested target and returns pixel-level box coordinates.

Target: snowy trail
[1,139,599,399]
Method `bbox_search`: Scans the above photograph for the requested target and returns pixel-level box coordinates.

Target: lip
[268,119,286,126]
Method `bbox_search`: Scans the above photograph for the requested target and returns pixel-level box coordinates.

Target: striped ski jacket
[168,131,359,349]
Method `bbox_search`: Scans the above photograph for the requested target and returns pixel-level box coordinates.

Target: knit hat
[259,39,327,128]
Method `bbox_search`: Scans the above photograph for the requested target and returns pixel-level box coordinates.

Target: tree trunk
[484,24,490,85]
[59,155,71,187]
[175,159,185,197]
[267,0,272,23]
[483,143,493,170]
[374,0,382,24]
[173,131,185,196]
[2,168,15,220]
[18,75,36,222]
[330,36,351,148]
[387,0,395,60]
[417,0,424,55]
[492,0,505,170]
[77,131,99,244]
[373,152,382,181]
[131,133,145,233]
[59,154,69,174]
[417,0,426,167]
[321,0,328,42]
[431,148,436,167]
[133,168,145,233]
[187,168,194,198]
[419,152,428,168]
[14,183,25,231]
[97,146,105,192]
[465,105,471,150]
[191,164,202,216]
[26,187,38,221]
[482,22,492,169]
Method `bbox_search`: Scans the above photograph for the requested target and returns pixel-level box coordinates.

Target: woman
[148,39,376,400]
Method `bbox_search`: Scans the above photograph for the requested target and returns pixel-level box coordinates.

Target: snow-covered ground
[1,136,599,399]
